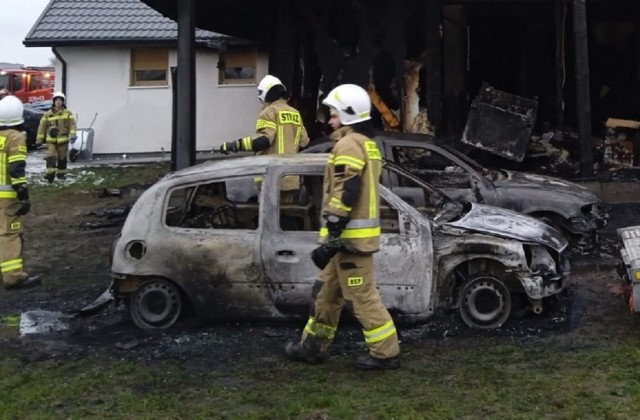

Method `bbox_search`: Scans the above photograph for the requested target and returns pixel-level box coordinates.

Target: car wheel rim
[459,276,512,329]
[130,279,182,330]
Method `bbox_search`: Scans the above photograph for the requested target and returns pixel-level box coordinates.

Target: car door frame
[379,138,499,206]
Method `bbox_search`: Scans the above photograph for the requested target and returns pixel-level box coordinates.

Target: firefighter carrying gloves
[36,91,77,183]
[285,84,401,371]
[0,95,42,291]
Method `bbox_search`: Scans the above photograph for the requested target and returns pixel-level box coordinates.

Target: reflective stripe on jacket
[319,127,382,253]
[0,130,27,199]
[36,108,77,144]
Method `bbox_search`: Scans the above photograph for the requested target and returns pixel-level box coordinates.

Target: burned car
[108,154,569,331]
[307,133,607,246]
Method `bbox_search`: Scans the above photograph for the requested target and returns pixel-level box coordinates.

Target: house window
[130,48,169,87]
[219,48,257,85]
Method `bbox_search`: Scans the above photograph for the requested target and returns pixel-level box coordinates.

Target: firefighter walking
[285,84,400,370]
[219,75,310,202]
[36,91,77,183]
[0,96,42,290]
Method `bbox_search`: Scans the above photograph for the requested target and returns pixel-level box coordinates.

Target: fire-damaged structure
[97,154,570,331]
[139,0,640,176]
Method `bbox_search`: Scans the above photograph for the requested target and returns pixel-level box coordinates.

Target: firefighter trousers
[45,142,69,178]
[0,199,28,288]
[301,251,400,359]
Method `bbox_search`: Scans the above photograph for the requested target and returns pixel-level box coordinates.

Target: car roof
[163,154,330,183]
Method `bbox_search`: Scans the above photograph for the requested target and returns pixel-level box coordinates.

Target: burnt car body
[306,133,607,244]
[110,154,569,331]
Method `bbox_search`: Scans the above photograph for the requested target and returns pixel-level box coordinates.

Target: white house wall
[54,46,266,155]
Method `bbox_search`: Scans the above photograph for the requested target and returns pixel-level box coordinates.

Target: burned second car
[106,154,569,331]
[307,133,607,247]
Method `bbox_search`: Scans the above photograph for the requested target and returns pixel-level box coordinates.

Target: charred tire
[130,278,182,331]
[458,275,512,329]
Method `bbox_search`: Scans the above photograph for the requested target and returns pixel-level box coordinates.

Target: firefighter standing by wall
[219,75,310,202]
[285,84,401,370]
[36,91,77,183]
[0,96,42,290]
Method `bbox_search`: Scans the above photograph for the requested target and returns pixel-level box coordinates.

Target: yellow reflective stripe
[319,226,381,239]
[10,221,20,230]
[0,191,17,198]
[11,178,27,185]
[369,162,376,219]
[363,320,396,344]
[329,197,351,212]
[304,317,337,340]
[334,156,365,170]
[327,155,335,164]
[364,141,382,160]
[256,119,277,130]
[18,146,27,153]
[1,259,23,273]
[46,113,73,121]
[0,136,5,148]
[8,155,26,163]
[294,127,301,148]
[278,126,284,154]
[242,137,253,150]
[0,152,5,185]
[37,134,45,140]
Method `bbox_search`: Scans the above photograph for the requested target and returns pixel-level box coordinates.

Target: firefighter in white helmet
[0,95,42,290]
[219,75,310,202]
[36,91,77,183]
[285,84,400,370]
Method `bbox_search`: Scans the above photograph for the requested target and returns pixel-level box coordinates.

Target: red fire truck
[0,67,55,106]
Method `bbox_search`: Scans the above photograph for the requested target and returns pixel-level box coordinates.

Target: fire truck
[0,67,55,107]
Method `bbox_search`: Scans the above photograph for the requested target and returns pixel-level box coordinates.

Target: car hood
[445,202,568,251]
[495,171,598,203]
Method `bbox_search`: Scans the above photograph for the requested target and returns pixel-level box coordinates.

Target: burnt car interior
[165,176,261,230]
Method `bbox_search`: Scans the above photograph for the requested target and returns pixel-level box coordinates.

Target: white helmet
[322,84,371,125]
[53,91,66,102]
[257,75,284,103]
[0,96,25,127]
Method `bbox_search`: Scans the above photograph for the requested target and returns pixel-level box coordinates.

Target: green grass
[3,337,640,418]
[29,163,171,197]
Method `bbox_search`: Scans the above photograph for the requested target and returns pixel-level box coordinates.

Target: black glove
[325,214,349,237]
[13,185,31,216]
[219,140,239,155]
[311,244,340,270]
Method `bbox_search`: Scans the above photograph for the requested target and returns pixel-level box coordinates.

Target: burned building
[142,0,640,175]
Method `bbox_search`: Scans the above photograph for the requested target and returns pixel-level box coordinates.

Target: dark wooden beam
[572,0,593,176]
[425,0,444,136]
[271,0,297,94]
[175,0,196,170]
[554,0,566,129]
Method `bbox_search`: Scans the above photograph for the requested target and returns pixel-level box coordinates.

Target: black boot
[354,354,400,370]
[45,173,55,183]
[5,275,42,291]
[56,173,66,180]
[284,340,328,364]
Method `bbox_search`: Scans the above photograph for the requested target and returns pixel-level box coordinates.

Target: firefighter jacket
[239,99,310,191]
[319,127,382,253]
[0,129,27,200]
[36,107,77,145]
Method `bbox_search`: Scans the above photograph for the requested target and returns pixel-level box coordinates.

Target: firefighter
[0,96,42,290]
[285,84,401,370]
[36,91,77,182]
[219,75,310,202]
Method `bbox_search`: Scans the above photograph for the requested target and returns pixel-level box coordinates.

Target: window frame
[130,47,169,87]
[218,47,258,86]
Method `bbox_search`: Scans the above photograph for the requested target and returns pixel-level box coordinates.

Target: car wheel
[130,278,182,331]
[458,275,512,329]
